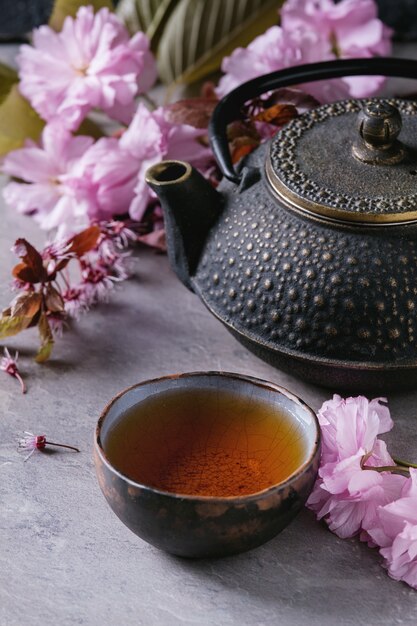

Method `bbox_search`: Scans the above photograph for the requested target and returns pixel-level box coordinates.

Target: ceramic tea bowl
[93,372,320,558]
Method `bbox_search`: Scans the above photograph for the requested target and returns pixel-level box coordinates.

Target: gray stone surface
[2,190,417,626]
[2,48,417,626]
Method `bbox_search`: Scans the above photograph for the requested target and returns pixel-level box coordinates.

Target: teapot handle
[208,57,417,184]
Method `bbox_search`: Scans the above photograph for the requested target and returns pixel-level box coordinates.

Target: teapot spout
[146,160,222,290]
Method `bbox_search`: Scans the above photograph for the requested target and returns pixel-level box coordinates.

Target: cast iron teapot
[146,58,417,391]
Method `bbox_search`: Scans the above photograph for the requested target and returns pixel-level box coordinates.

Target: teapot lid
[266,98,417,225]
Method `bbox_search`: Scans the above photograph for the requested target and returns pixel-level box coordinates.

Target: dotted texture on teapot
[268,98,417,220]
[194,142,417,365]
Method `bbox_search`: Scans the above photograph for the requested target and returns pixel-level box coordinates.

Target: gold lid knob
[352,101,406,165]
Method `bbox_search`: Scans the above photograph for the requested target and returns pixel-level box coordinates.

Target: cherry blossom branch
[44,441,80,452]
[18,432,80,461]
[0,222,136,365]
[361,462,410,477]
[0,348,26,394]
[307,395,417,590]
[360,450,413,476]
[392,456,417,469]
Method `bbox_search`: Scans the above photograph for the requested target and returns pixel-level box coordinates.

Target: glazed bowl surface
[94,371,320,558]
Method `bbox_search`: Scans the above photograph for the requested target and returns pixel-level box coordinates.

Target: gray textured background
[3,180,417,626]
[2,45,417,626]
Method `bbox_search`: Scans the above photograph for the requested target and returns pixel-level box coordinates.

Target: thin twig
[362,463,410,477]
[45,441,80,453]
[393,456,417,470]
[15,371,26,394]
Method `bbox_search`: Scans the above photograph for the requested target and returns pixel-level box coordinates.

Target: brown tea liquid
[105,387,306,497]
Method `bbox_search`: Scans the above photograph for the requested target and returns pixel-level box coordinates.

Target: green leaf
[49,0,114,31]
[0,316,29,340]
[10,293,43,321]
[0,62,19,106]
[157,0,282,86]
[117,0,180,50]
[0,293,43,340]
[35,314,54,363]
[0,86,44,157]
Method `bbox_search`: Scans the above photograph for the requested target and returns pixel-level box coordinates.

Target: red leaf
[229,134,260,164]
[45,285,65,313]
[262,88,320,114]
[14,238,46,282]
[252,103,298,126]
[12,262,39,284]
[68,225,101,257]
[232,144,256,164]
[52,257,71,274]
[227,121,260,142]
[11,292,42,319]
[201,81,218,100]
[165,98,218,129]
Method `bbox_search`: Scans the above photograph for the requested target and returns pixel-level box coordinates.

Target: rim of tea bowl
[93,371,321,558]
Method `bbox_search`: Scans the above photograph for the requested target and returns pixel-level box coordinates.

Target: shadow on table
[164,507,413,623]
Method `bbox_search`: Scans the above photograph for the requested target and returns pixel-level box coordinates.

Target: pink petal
[17,6,156,130]
[165,123,212,167]
[129,176,153,222]
[320,453,364,494]
[3,181,59,214]
[327,501,366,538]
[402,468,417,498]
[120,102,164,160]
[348,466,382,493]
[381,523,417,588]
[2,147,54,182]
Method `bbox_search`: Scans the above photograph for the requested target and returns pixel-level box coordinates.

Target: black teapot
[146,58,417,391]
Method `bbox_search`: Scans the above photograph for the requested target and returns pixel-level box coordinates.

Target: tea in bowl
[94,372,320,558]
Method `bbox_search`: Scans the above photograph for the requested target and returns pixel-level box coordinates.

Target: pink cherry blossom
[62,286,88,319]
[307,439,406,540]
[281,0,391,58]
[101,220,137,250]
[281,0,392,97]
[306,395,407,540]
[47,312,67,338]
[317,394,393,465]
[381,523,417,588]
[216,25,348,103]
[18,431,79,461]
[2,124,94,234]
[1,347,26,394]
[367,469,417,588]
[18,6,157,130]
[216,0,392,102]
[58,220,134,310]
[41,239,75,274]
[78,229,132,304]
[368,468,417,546]
[93,103,213,221]
[18,432,47,460]
[80,262,120,303]
[66,136,138,223]
[2,125,136,236]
